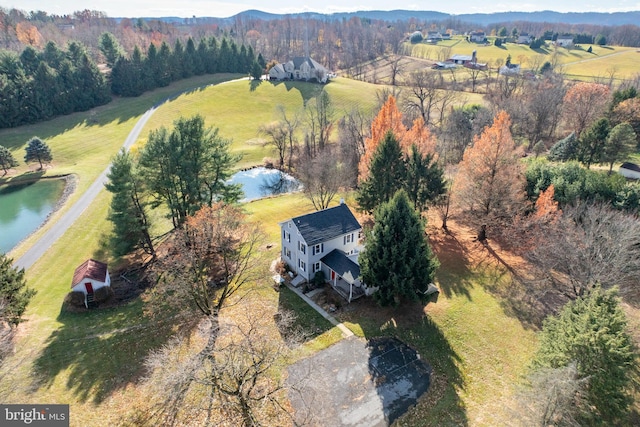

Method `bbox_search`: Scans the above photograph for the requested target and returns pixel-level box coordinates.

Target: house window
[298,259,306,272]
[299,242,306,254]
[285,248,291,259]
[288,222,292,228]
[344,233,353,244]
[284,231,290,242]
[313,262,321,273]
[312,243,323,255]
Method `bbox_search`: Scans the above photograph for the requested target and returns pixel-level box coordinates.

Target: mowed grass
[137,77,382,168]
[562,49,640,82]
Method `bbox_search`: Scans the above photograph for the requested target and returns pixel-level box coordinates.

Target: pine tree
[356,131,406,213]
[577,117,610,169]
[105,149,155,257]
[404,144,445,212]
[533,286,636,422]
[0,145,18,175]
[602,122,636,174]
[0,253,36,325]
[360,190,439,306]
[24,136,52,169]
[547,132,578,162]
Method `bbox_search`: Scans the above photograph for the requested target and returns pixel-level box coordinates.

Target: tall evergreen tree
[578,117,611,169]
[404,144,446,212]
[139,115,241,228]
[105,149,155,257]
[602,122,637,174]
[533,286,636,423]
[360,190,439,306]
[24,136,52,169]
[0,253,36,326]
[98,32,125,67]
[356,131,406,213]
[0,145,18,175]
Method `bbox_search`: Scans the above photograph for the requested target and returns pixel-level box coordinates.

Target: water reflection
[228,167,301,202]
[0,179,65,253]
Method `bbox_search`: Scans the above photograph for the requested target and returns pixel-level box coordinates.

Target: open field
[407,37,639,81]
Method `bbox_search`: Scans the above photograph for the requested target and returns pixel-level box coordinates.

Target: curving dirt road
[13,106,158,271]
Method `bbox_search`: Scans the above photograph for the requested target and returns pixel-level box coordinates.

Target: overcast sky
[1,0,639,18]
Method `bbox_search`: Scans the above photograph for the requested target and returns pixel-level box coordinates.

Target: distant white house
[426,31,443,42]
[555,36,574,47]
[619,162,640,180]
[469,31,486,43]
[268,56,329,83]
[499,63,521,75]
[70,259,110,308]
[517,33,534,44]
[279,202,374,302]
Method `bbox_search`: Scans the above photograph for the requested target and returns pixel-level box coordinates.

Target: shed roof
[621,162,640,172]
[321,249,361,284]
[285,204,361,246]
[71,259,108,288]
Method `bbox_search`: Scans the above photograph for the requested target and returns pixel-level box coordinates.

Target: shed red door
[85,282,93,293]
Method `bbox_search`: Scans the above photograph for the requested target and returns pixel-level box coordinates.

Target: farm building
[71,259,111,307]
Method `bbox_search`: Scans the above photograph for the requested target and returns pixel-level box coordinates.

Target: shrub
[66,291,86,307]
[410,31,423,44]
[311,271,326,287]
[94,286,114,303]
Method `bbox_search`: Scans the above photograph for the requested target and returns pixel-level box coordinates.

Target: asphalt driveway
[287,336,431,426]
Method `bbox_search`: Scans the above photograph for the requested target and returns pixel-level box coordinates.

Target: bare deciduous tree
[526,201,640,298]
[511,364,587,427]
[139,309,308,427]
[304,89,334,157]
[298,148,344,210]
[260,121,288,170]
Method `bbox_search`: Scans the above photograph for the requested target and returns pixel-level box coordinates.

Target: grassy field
[136,77,382,168]
[407,36,639,80]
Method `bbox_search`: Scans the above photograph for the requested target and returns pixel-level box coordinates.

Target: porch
[332,277,365,302]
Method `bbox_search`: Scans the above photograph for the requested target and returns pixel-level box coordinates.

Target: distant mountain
[157,9,640,27]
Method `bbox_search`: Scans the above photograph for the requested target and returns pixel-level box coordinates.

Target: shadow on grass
[1,74,242,151]
[430,229,474,300]
[531,47,550,55]
[31,299,182,404]
[337,298,468,426]
[269,80,328,106]
[276,285,335,344]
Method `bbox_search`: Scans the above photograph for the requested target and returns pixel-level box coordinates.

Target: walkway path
[286,283,354,338]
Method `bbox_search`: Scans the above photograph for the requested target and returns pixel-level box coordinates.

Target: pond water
[228,167,301,202]
[0,179,66,254]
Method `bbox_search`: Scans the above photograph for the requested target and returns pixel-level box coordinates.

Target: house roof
[321,249,361,284]
[71,259,108,288]
[286,204,361,246]
[621,162,640,172]
[451,54,473,61]
[292,56,325,71]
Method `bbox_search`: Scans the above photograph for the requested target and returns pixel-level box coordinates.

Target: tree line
[0,33,263,128]
[0,41,110,128]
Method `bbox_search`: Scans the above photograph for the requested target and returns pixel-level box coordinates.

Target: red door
[85,282,93,293]
[331,271,335,281]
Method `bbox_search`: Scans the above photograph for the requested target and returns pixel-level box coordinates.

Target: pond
[228,167,301,202]
[0,179,66,254]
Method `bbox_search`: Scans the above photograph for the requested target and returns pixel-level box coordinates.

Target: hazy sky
[2,0,639,18]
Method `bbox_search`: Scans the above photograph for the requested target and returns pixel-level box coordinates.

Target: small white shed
[619,162,640,180]
[71,259,110,306]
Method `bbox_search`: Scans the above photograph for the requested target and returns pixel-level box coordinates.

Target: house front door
[85,282,93,293]
[331,271,335,281]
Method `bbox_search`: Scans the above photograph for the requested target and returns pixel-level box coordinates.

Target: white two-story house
[279,202,373,302]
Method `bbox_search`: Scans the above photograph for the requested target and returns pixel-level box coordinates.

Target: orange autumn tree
[562,82,611,138]
[453,110,525,238]
[358,95,405,181]
[533,184,561,222]
[403,116,437,157]
[358,96,437,182]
